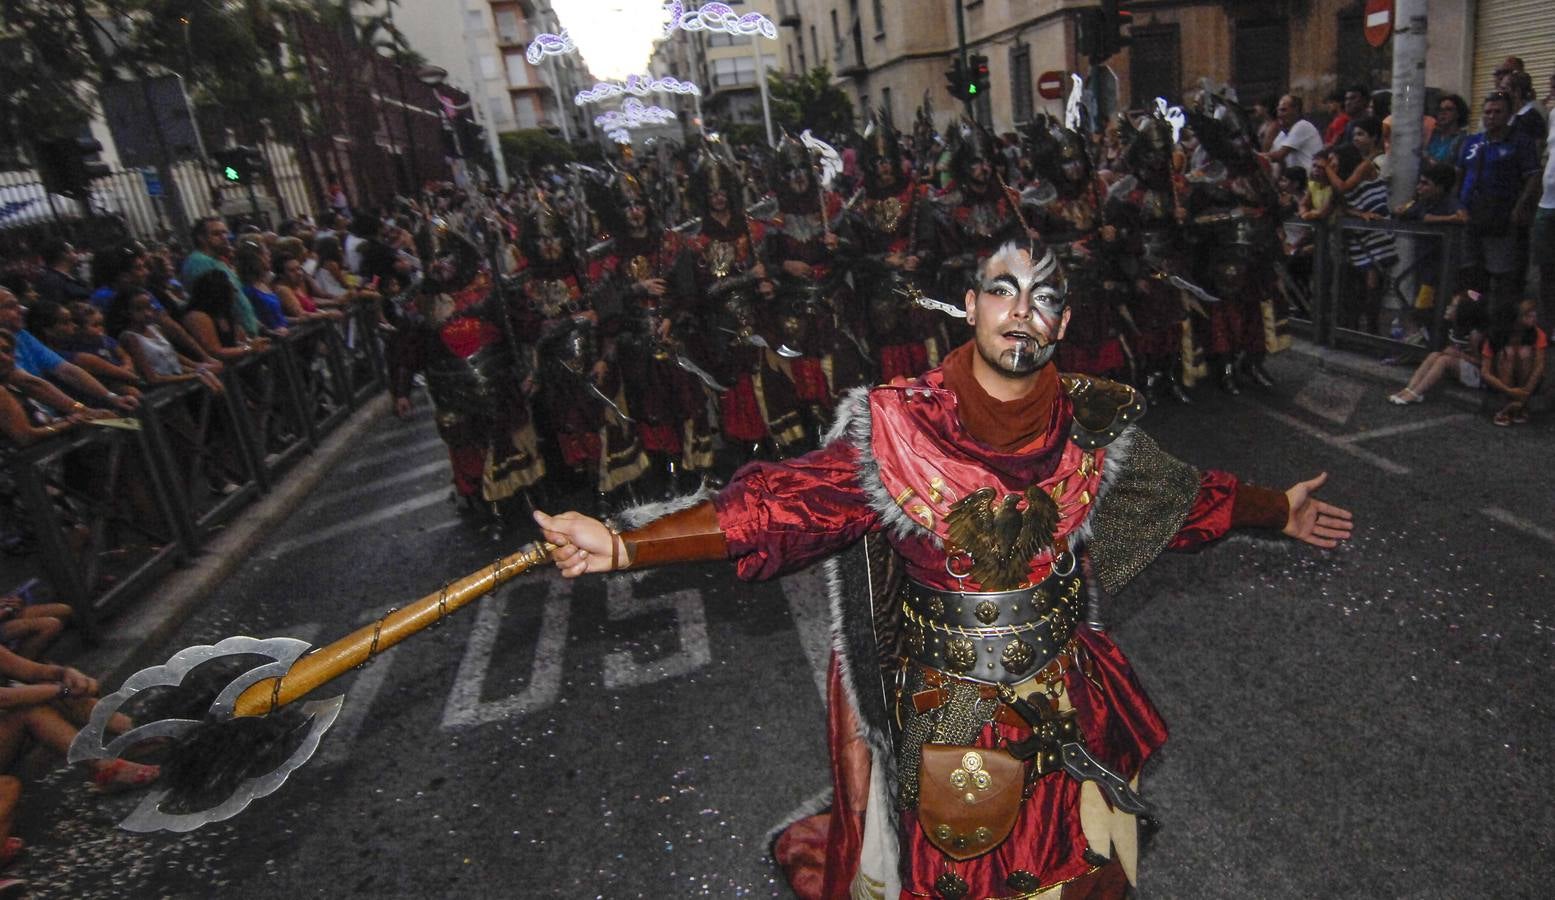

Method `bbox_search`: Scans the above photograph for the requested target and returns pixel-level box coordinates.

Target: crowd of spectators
[0,196,430,891]
[1251,55,1550,427]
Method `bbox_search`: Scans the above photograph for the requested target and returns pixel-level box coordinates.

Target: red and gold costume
[622,342,1287,898]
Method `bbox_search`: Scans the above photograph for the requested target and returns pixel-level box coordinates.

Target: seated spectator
[26,297,141,396]
[144,249,189,320]
[1482,299,1546,426]
[1389,289,1490,404]
[0,593,73,663]
[32,239,91,306]
[234,241,289,335]
[107,288,223,393]
[181,271,269,365]
[272,250,339,322]
[0,330,98,447]
[1427,94,1470,165]
[0,648,159,792]
[0,289,137,416]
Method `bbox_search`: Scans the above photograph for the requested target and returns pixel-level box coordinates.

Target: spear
[68,541,556,833]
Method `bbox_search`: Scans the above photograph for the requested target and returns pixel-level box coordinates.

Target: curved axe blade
[68,636,344,833]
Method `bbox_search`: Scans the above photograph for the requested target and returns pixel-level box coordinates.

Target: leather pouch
[916,744,1024,861]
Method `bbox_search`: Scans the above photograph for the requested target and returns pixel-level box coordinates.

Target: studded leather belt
[900,563,1084,685]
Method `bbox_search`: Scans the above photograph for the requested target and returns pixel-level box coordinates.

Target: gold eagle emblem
[944,486,1060,591]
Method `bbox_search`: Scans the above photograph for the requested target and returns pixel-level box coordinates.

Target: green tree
[500,129,574,176]
[767,67,855,139]
[0,0,101,162]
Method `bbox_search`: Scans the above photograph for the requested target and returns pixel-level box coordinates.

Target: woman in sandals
[1481,299,1547,426]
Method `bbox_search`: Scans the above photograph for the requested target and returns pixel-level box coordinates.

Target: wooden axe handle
[233,541,556,718]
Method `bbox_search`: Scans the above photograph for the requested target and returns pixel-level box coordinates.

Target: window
[495,10,521,43]
[480,55,500,80]
[809,25,819,69]
[707,31,751,48]
[1010,42,1032,123]
[1129,24,1181,107]
[830,10,841,65]
[787,43,796,73]
[713,56,758,87]
[798,34,807,72]
[872,0,885,36]
[506,54,534,88]
[1233,18,1288,107]
[514,97,539,129]
[881,86,893,123]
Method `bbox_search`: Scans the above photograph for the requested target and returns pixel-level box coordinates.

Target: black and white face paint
[966,242,1069,377]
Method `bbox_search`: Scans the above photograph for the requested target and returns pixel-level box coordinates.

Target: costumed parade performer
[533,239,1352,899]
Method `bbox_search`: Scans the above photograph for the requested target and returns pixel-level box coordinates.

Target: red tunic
[711,362,1245,898]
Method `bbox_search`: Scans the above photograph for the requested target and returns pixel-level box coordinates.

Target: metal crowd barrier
[1283,215,1465,359]
[3,306,390,627]
[1,419,184,633]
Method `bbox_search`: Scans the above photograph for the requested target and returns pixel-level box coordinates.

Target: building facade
[767,0,1526,137]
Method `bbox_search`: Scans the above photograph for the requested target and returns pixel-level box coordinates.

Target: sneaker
[1493,411,1512,427]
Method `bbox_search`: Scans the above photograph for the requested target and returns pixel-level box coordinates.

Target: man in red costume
[534,240,1352,899]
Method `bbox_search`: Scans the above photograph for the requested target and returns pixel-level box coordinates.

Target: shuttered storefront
[1472,0,1555,108]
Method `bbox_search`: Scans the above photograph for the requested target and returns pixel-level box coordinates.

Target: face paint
[969,243,1068,377]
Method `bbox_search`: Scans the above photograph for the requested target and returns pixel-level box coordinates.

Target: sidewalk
[66,394,391,686]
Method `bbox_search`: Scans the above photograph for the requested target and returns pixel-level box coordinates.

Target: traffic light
[945,58,967,101]
[967,54,991,98]
[35,136,111,198]
[1095,0,1133,61]
[213,145,266,185]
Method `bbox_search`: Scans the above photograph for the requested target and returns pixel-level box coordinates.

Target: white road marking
[310,460,449,510]
[360,424,438,448]
[779,566,835,703]
[267,488,451,558]
[441,580,570,727]
[602,578,710,689]
[334,435,448,475]
[1244,403,1411,475]
[1337,414,1475,444]
[1480,507,1555,547]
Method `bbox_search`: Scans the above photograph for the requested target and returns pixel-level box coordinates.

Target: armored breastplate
[900,565,1083,685]
[529,278,576,317]
[704,240,739,278]
[780,211,824,243]
[963,200,1002,237]
[867,194,905,233]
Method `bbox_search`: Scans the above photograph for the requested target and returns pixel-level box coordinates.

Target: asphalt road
[12,345,1554,899]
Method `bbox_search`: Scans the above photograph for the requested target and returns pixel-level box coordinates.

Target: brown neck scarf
[940,341,1060,453]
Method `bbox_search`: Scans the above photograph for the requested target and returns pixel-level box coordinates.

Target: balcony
[777,0,800,27]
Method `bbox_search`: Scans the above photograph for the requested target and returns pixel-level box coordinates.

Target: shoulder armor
[1062,373,1145,449]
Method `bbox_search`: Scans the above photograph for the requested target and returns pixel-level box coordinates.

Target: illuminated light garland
[608,129,633,144]
[575,74,702,107]
[593,97,678,130]
[525,29,576,65]
[662,1,777,40]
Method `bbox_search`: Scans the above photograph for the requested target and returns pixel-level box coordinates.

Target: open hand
[1282,472,1353,549]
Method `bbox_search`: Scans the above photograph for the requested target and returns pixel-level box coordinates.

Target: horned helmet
[689,142,744,215]
[858,111,904,195]
[521,200,573,265]
[772,132,816,199]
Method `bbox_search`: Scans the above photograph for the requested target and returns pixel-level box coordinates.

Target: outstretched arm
[1280,471,1353,549]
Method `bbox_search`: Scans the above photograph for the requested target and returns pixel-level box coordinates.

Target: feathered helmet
[689,140,744,213]
[521,199,574,263]
[857,111,903,192]
[586,169,655,237]
[950,121,999,182]
[1124,113,1175,175]
[1192,93,1257,162]
[1021,114,1090,184]
[771,132,814,190]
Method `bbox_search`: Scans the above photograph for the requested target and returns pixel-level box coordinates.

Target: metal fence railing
[1,301,387,626]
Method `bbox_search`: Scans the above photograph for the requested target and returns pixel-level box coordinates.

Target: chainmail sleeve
[1085,427,1203,594]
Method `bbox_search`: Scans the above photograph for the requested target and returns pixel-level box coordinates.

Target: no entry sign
[1364,0,1393,48]
[1037,70,1066,100]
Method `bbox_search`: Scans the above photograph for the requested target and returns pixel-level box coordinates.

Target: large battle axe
[68,541,556,833]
